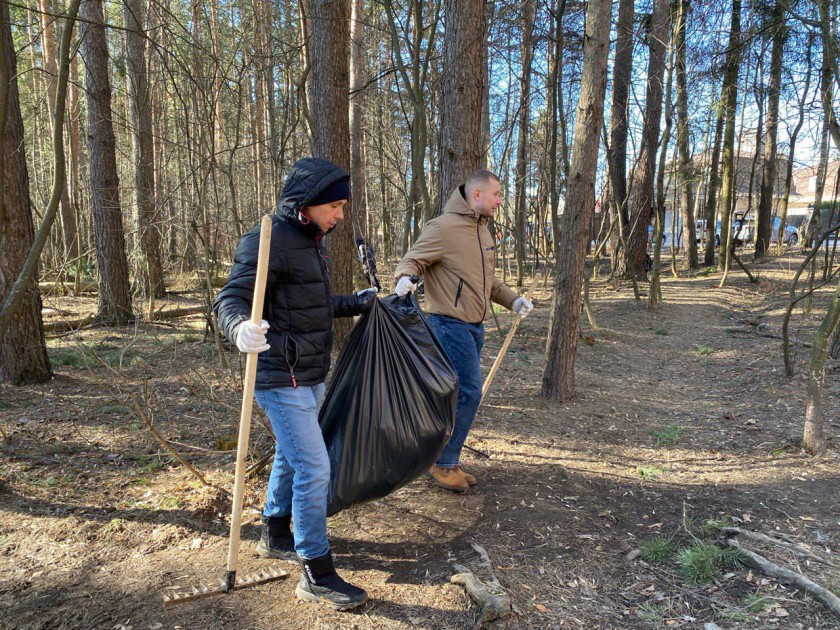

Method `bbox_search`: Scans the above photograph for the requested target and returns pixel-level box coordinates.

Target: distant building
[792,160,840,210]
[661,129,803,238]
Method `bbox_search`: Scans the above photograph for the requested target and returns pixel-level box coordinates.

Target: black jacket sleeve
[331,293,363,318]
[213,227,281,341]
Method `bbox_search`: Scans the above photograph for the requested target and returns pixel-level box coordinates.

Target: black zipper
[454,278,464,307]
[317,237,332,376]
[477,220,486,315]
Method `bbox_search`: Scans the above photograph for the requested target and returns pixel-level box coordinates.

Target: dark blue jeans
[427,314,484,468]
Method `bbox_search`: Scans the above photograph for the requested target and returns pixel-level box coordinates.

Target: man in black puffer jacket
[214,157,375,611]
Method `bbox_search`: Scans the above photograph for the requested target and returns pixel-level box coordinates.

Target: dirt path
[1,257,838,629]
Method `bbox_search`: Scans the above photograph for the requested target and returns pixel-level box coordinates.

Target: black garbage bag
[319,294,458,516]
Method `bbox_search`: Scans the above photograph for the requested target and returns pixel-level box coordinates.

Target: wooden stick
[722,527,838,567]
[225,216,272,592]
[481,273,541,402]
[725,538,840,619]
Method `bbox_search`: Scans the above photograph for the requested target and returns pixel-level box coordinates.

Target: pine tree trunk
[37,0,78,264]
[80,0,133,324]
[703,91,724,266]
[717,0,742,274]
[125,0,165,297]
[541,0,612,401]
[755,2,785,259]
[0,1,52,384]
[607,0,634,273]
[514,0,535,288]
[547,0,566,264]
[651,37,675,310]
[68,47,82,269]
[619,0,670,281]
[439,0,487,207]
[310,0,354,342]
[349,0,367,239]
[675,0,698,270]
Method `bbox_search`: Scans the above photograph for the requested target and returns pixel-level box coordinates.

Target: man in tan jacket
[394,170,533,492]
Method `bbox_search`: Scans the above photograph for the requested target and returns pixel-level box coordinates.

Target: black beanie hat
[308,176,350,206]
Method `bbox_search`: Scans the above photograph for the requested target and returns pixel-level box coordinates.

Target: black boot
[256,515,296,562]
[296,551,368,610]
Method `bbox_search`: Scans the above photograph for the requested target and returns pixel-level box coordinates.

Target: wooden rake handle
[225,215,272,591]
[481,272,541,403]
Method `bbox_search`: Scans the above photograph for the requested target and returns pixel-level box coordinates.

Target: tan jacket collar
[443,187,487,224]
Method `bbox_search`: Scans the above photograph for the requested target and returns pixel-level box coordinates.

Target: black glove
[355,287,378,314]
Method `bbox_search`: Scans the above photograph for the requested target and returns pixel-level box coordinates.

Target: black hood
[275,157,349,236]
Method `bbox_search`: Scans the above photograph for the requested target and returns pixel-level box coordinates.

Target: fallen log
[43,315,96,333]
[44,305,206,333]
[38,279,98,294]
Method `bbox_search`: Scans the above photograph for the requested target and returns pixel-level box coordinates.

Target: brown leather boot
[453,465,477,486]
[426,465,469,492]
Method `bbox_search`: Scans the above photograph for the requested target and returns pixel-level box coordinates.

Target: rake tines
[163,566,288,607]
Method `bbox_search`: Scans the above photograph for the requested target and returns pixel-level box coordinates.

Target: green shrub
[648,425,681,445]
[677,542,741,584]
[636,466,665,480]
[640,536,676,564]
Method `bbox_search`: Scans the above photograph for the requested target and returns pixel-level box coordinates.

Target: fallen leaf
[534,604,547,613]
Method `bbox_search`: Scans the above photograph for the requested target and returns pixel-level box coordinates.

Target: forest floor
[1,252,839,630]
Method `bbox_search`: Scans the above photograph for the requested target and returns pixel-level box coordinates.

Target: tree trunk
[439,0,487,207]
[803,276,840,456]
[514,0,535,288]
[778,35,813,254]
[675,0,698,270]
[310,0,354,342]
[547,0,567,263]
[80,0,133,324]
[703,88,724,266]
[608,0,634,273]
[384,0,437,249]
[755,3,785,259]
[541,0,612,401]
[618,0,670,281]
[68,44,82,272]
[349,0,367,239]
[651,34,675,309]
[124,0,165,297]
[0,1,52,384]
[38,0,78,264]
[717,0,742,275]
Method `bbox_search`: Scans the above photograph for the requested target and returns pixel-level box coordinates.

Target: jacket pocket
[454,277,464,308]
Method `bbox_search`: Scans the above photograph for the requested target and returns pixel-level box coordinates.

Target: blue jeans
[427,315,484,468]
[254,384,330,560]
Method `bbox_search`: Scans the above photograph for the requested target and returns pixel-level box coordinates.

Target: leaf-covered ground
[1,253,838,629]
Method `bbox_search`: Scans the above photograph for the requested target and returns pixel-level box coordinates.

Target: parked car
[731,214,753,245]
[801,206,839,249]
[770,217,799,246]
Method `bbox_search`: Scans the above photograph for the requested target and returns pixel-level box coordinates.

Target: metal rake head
[163,566,288,607]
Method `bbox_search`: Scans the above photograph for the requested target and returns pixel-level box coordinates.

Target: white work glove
[234,319,270,353]
[512,297,533,319]
[395,275,418,297]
